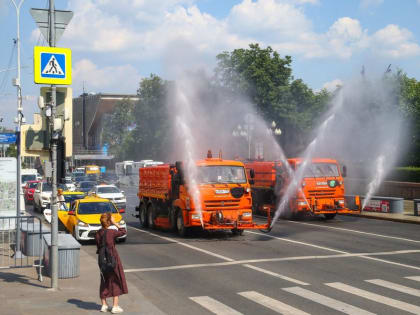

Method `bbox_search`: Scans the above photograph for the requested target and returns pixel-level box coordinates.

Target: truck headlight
[297,201,307,206]
[338,200,345,204]
[191,214,201,220]
[78,220,89,227]
[242,212,252,217]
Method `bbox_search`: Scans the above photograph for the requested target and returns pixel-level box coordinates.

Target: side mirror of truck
[175,161,185,184]
[249,179,254,185]
[342,165,347,178]
[250,169,255,179]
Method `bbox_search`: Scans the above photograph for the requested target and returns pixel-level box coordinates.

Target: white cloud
[322,79,343,92]
[72,59,141,93]
[371,24,420,57]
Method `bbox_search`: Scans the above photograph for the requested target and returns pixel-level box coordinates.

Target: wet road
[45,186,420,314]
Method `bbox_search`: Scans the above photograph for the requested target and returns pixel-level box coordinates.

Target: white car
[62,178,76,191]
[33,182,52,212]
[90,184,126,211]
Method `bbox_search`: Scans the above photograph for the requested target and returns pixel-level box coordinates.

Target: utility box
[21,221,50,256]
[43,234,81,278]
[414,199,420,216]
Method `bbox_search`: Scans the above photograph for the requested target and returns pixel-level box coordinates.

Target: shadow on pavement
[67,298,101,311]
[0,270,47,289]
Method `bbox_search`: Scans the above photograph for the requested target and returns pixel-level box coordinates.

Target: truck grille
[204,200,240,209]
[308,189,336,197]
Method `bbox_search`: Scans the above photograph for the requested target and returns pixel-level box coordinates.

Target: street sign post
[33,46,72,85]
[0,133,17,144]
[30,8,73,44]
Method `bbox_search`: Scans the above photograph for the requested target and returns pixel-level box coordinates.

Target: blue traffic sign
[0,133,17,144]
[34,46,72,85]
[41,53,66,79]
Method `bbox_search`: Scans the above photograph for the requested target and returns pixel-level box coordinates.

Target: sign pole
[49,0,59,290]
[11,0,25,260]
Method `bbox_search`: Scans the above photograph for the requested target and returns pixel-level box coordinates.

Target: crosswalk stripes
[189,276,420,315]
[283,286,375,315]
[326,282,420,315]
[189,296,243,315]
[238,291,310,315]
[366,279,420,297]
[406,276,420,282]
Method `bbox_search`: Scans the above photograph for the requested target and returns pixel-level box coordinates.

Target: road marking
[247,231,420,271]
[284,220,420,244]
[124,249,420,273]
[238,291,309,315]
[366,279,420,297]
[326,282,420,315]
[246,230,348,254]
[190,296,243,315]
[243,264,309,286]
[128,225,234,261]
[406,276,420,282]
[283,286,375,315]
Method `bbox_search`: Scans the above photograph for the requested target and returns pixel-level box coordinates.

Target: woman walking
[96,213,128,313]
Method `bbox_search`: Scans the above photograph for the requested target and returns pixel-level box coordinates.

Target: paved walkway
[349,200,420,224]
[1,247,165,315]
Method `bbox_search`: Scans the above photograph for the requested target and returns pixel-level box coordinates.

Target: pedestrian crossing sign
[34,46,72,85]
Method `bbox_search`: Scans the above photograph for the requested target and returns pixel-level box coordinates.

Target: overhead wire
[0,40,17,96]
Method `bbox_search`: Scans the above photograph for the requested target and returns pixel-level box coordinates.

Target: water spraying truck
[244,158,361,219]
[135,151,271,236]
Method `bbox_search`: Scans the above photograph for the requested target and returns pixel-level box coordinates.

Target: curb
[345,213,420,225]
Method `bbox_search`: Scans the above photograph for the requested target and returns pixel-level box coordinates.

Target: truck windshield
[22,175,37,182]
[77,202,118,214]
[302,163,339,178]
[197,166,247,184]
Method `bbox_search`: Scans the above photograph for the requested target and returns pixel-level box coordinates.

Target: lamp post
[267,121,282,137]
[232,114,254,159]
[11,0,25,259]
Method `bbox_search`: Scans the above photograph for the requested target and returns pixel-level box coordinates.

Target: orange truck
[135,152,270,236]
[244,158,360,220]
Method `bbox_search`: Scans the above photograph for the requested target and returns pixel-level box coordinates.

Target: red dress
[95,227,128,299]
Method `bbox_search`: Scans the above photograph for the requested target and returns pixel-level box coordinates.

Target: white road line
[246,230,348,254]
[243,264,309,286]
[406,276,420,282]
[326,282,420,315]
[128,225,234,261]
[366,279,420,297]
[284,220,420,244]
[190,296,243,315]
[238,291,309,315]
[283,286,375,315]
[247,231,420,271]
[124,249,420,273]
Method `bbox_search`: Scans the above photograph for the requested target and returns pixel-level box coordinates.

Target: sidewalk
[348,200,420,224]
[1,246,165,315]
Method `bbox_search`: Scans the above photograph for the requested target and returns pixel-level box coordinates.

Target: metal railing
[0,216,45,281]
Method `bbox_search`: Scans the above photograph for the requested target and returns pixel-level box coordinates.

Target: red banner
[363,199,390,213]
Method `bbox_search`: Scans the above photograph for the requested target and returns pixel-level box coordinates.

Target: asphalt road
[37,186,420,314]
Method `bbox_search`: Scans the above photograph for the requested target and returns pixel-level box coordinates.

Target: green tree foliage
[128,74,172,161]
[215,43,330,155]
[397,71,420,165]
[102,98,135,161]
[5,144,17,157]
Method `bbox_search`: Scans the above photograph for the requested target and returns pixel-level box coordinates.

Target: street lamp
[232,114,254,159]
[267,121,282,136]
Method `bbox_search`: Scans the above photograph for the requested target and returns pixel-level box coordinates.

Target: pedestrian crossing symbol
[34,46,72,85]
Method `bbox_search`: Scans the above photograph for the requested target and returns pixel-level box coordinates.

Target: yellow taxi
[58,194,127,242]
[61,191,86,209]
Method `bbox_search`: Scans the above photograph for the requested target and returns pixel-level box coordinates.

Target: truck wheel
[324,213,336,220]
[139,203,148,228]
[147,204,156,229]
[169,207,177,231]
[231,228,244,236]
[176,211,188,237]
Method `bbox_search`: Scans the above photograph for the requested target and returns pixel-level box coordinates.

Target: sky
[1,0,420,128]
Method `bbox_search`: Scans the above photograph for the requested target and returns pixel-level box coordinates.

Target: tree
[5,144,17,157]
[215,43,330,155]
[102,98,135,161]
[128,74,172,161]
[397,71,420,165]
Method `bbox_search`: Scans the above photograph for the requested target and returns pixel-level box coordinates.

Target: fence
[0,216,46,281]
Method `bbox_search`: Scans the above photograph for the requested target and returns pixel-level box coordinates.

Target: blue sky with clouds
[1,0,420,128]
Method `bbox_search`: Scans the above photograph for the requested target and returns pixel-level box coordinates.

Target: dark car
[78,181,97,193]
[99,173,120,186]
